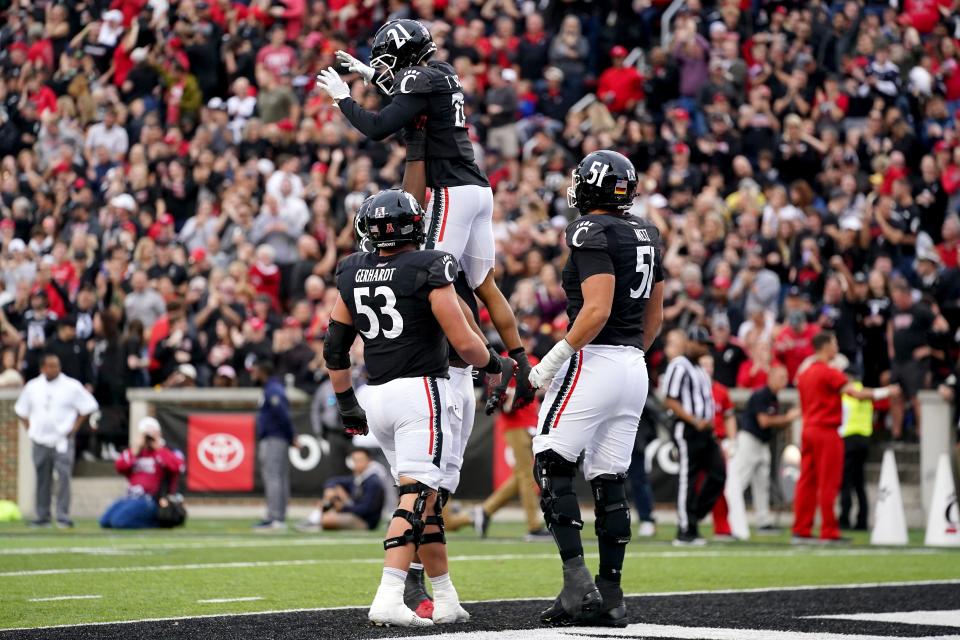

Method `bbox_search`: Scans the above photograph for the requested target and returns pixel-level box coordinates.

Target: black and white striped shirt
[661,355,715,423]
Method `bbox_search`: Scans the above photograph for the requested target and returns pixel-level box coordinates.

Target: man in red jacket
[100,417,185,528]
[792,332,898,542]
[597,46,644,114]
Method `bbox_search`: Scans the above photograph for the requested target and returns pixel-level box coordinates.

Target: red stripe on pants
[437,187,450,242]
[554,353,584,429]
[792,427,844,539]
[423,377,435,455]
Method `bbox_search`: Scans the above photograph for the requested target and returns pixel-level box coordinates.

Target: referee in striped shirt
[661,326,726,546]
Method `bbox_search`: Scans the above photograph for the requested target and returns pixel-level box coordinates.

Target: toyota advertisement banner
[156,406,352,497]
[186,414,256,492]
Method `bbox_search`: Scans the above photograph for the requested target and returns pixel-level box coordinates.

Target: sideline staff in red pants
[793,332,899,542]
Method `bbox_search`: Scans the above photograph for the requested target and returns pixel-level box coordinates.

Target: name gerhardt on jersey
[562,214,664,350]
[335,249,458,385]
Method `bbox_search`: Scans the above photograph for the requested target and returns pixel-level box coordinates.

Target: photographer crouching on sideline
[300,448,386,532]
[100,417,186,529]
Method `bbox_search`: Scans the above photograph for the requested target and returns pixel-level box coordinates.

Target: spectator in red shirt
[597,46,644,114]
[938,214,960,269]
[774,311,819,383]
[24,71,58,116]
[256,25,298,85]
[792,332,899,542]
[99,417,185,529]
[737,340,776,389]
[249,244,282,311]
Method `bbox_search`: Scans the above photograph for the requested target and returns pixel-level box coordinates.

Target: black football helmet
[369,19,437,95]
[360,189,425,249]
[354,194,376,253]
[567,150,638,213]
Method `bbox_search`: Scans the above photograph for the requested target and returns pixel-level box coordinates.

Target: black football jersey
[561,214,664,350]
[394,61,489,188]
[335,249,458,385]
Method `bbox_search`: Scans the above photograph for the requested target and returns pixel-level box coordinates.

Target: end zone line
[2,579,958,633]
[26,595,102,603]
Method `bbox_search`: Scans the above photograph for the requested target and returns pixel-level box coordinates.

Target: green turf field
[0,518,957,631]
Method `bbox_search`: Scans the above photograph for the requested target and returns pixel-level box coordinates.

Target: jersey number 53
[355,286,404,339]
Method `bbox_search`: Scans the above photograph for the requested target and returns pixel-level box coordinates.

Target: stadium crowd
[2,0,960,461]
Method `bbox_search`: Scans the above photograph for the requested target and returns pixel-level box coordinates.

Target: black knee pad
[534,450,583,531]
[591,474,631,545]
[436,487,451,511]
[420,513,446,545]
[384,482,434,550]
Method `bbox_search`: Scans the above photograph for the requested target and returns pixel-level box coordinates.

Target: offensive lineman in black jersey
[353,194,504,619]
[527,151,665,627]
[315,19,535,405]
[324,189,513,627]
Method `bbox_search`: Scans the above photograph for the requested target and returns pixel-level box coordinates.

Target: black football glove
[482,347,517,415]
[336,389,368,436]
[509,347,536,409]
[403,115,427,161]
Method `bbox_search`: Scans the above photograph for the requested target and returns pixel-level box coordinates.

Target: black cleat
[403,565,433,618]
[540,557,602,626]
[591,575,628,627]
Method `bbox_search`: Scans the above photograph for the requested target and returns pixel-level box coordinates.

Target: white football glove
[721,437,736,459]
[315,67,350,101]
[528,339,576,389]
[335,50,374,85]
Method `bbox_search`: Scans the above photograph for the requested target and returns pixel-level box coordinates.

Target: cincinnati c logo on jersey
[442,254,456,282]
[398,70,421,94]
[570,220,593,247]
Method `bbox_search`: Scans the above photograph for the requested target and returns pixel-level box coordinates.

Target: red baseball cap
[277,119,295,132]
[610,45,628,58]
[671,107,690,121]
[0,219,14,229]
[248,317,266,331]
[158,213,174,226]
[673,142,690,155]
[190,247,207,263]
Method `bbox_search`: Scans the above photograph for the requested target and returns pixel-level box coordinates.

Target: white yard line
[197,597,264,604]
[26,595,102,603]
[1,579,957,634]
[0,547,941,578]
[0,537,387,555]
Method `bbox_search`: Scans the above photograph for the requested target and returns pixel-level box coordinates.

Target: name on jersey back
[355,268,397,283]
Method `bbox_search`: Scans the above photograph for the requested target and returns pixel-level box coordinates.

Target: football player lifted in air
[324,189,514,627]
[527,151,665,627]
